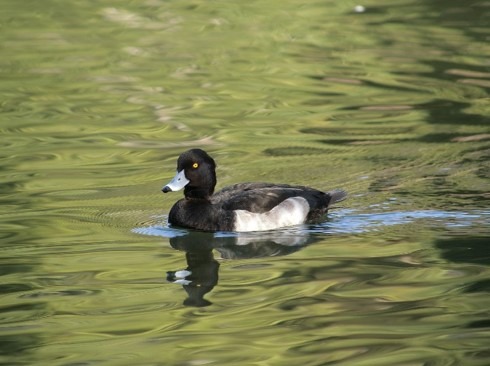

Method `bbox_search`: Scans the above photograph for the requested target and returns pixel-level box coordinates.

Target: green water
[1,0,489,365]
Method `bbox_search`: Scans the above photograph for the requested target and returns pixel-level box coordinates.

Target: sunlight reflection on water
[1,0,489,364]
[133,208,489,238]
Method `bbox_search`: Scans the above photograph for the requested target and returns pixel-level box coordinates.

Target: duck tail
[327,189,347,206]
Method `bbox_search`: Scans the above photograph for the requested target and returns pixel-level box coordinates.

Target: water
[1,0,489,365]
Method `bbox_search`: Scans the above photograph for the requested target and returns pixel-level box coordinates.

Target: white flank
[233,197,310,232]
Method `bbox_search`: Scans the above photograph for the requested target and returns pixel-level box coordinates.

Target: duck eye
[192,163,199,169]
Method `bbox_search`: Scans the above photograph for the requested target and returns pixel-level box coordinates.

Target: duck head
[162,149,217,199]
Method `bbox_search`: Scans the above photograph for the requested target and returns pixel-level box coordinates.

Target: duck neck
[184,185,214,200]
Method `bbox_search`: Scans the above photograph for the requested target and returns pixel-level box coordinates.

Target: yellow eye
[192,162,199,169]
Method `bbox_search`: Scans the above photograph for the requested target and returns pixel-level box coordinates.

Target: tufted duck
[162,149,346,232]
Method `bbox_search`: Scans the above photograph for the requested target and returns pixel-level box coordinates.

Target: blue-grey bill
[162,169,190,193]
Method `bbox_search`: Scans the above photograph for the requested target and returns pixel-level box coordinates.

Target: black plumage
[162,149,346,232]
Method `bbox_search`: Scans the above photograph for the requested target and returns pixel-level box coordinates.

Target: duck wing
[213,182,345,213]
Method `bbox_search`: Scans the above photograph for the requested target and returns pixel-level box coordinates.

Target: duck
[162,149,346,232]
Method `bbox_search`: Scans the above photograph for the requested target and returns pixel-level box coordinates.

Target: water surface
[1,0,489,365]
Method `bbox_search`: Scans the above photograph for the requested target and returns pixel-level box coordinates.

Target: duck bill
[162,170,190,193]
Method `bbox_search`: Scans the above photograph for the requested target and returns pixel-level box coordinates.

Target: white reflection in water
[318,209,488,234]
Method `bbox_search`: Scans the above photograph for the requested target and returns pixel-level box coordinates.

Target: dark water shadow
[165,229,318,307]
[435,236,490,267]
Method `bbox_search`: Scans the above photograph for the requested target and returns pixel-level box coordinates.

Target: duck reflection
[166,229,315,307]
[167,247,219,307]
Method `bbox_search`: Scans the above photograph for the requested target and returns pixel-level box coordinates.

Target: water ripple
[134,208,489,238]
